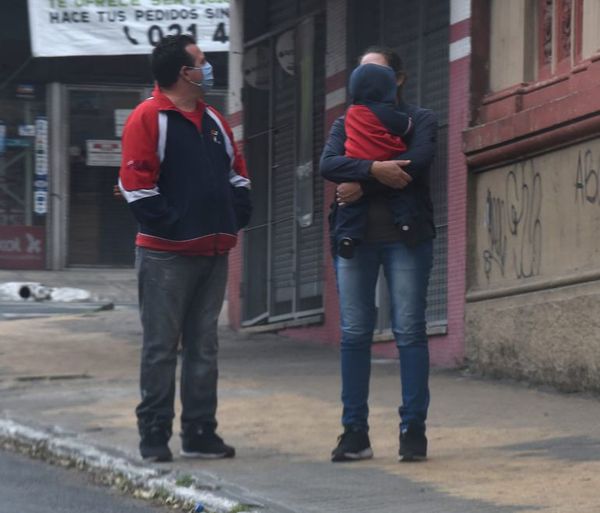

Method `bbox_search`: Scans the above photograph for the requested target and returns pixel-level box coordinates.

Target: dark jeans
[135,247,228,436]
[334,239,433,431]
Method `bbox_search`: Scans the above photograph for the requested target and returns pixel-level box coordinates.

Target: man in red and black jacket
[119,34,251,463]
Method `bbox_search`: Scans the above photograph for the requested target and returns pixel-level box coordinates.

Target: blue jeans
[135,247,228,436]
[335,239,433,431]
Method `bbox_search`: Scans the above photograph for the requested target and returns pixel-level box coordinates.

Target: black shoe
[139,426,173,462]
[331,427,373,462]
[338,238,355,259]
[399,425,427,462]
[181,426,235,459]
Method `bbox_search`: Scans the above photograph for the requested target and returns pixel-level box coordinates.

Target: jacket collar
[151,85,206,115]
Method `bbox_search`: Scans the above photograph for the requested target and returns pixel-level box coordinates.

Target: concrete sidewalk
[1,281,600,512]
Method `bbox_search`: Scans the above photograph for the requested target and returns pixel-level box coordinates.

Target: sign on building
[27,0,229,57]
[34,117,49,215]
[0,226,45,270]
[86,140,122,167]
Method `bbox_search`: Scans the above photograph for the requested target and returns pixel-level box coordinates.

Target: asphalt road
[0,449,168,513]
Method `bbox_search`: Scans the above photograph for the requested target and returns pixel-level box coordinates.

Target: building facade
[0,2,228,270]
[6,0,599,387]
[227,0,471,367]
[465,0,600,391]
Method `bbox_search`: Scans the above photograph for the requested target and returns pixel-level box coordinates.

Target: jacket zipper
[198,124,220,254]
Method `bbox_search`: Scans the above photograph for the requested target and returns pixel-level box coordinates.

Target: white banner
[27,0,229,57]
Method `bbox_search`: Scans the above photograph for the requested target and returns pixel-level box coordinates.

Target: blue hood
[349,63,397,105]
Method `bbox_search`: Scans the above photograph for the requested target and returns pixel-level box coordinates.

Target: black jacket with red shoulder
[118,86,251,255]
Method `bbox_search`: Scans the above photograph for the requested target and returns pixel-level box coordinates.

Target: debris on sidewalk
[0,282,94,302]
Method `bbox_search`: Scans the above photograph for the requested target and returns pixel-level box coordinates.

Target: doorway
[66,86,144,267]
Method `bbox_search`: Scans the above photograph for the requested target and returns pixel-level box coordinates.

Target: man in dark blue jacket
[119,35,251,462]
[321,46,437,463]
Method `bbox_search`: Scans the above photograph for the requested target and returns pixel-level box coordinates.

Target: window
[537,0,583,78]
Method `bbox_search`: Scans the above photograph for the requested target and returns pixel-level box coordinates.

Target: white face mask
[185,61,214,94]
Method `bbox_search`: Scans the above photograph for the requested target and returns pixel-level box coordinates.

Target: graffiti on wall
[483,160,542,281]
[482,189,507,277]
[575,149,599,205]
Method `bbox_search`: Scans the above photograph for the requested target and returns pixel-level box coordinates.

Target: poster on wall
[275,30,294,76]
[243,45,270,90]
[34,117,49,216]
[27,0,229,57]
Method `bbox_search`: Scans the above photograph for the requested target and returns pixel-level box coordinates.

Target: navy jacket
[320,100,437,246]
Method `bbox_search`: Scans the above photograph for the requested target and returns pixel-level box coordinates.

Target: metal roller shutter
[348,0,449,329]
[242,1,325,324]
[384,0,449,326]
[270,46,297,317]
[241,38,271,324]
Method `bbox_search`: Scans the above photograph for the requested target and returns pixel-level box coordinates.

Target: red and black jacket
[119,86,251,255]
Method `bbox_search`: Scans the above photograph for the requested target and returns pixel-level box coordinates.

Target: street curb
[0,419,260,513]
[0,301,115,321]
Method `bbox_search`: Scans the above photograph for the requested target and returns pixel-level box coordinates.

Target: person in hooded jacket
[335,62,415,258]
[321,46,437,463]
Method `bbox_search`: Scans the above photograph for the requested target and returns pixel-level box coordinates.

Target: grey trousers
[135,247,228,436]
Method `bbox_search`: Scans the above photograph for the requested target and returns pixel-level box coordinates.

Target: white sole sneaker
[332,447,374,462]
[180,450,234,459]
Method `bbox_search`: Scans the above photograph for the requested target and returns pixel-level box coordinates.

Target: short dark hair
[151,34,197,88]
[359,45,405,78]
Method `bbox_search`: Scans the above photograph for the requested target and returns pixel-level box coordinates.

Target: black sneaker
[399,425,427,462]
[139,426,173,462]
[338,238,355,259]
[331,427,373,462]
[181,426,235,459]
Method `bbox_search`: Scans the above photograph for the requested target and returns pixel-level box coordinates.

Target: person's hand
[370,160,412,189]
[113,184,123,199]
[336,182,363,206]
